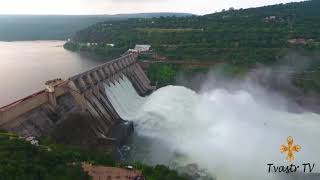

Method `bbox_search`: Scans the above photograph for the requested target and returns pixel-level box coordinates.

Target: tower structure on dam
[0,53,154,148]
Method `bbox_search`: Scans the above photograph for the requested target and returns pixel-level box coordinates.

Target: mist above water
[105,76,320,180]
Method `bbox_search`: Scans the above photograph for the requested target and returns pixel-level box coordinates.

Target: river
[105,75,320,180]
[0,41,104,107]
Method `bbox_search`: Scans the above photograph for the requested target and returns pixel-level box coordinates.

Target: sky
[0,0,304,15]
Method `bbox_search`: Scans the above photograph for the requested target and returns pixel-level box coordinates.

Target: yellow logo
[280,136,301,162]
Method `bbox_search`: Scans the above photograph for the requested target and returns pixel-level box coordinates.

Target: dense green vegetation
[146,63,250,88]
[67,0,320,64]
[0,13,192,41]
[0,132,112,180]
[0,131,186,180]
[147,64,179,86]
[66,0,320,92]
[133,162,186,180]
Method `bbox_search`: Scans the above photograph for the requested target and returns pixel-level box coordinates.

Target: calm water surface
[0,41,105,107]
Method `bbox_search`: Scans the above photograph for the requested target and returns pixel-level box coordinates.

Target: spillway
[104,76,146,120]
[105,75,320,180]
[0,53,154,148]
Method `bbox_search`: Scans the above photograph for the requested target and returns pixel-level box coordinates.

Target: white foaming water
[105,76,320,180]
[104,76,145,119]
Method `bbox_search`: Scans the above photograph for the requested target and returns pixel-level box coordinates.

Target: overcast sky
[0,0,304,15]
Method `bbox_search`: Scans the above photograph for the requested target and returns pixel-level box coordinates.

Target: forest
[0,13,191,41]
[0,131,186,180]
[67,0,319,63]
[65,0,320,93]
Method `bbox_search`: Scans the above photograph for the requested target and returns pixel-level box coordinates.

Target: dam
[0,53,154,147]
[1,50,320,180]
[0,48,320,180]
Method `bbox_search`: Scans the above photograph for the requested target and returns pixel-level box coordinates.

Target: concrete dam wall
[0,53,154,147]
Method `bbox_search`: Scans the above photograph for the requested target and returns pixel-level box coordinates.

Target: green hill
[0,13,192,41]
[67,0,320,64]
[65,0,320,93]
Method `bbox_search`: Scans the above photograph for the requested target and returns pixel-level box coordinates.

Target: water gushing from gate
[104,75,320,180]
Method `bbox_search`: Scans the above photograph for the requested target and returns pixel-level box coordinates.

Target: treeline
[0,132,186,180]
[67,0,320,65]
[0,13,191,41]
[66,0,320,93]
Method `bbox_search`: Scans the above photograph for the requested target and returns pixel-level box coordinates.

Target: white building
[134,44,151,52]
[128,49,138,53]
[265,16,276,21]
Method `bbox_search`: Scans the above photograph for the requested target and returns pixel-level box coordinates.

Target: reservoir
[0,41,103,107]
